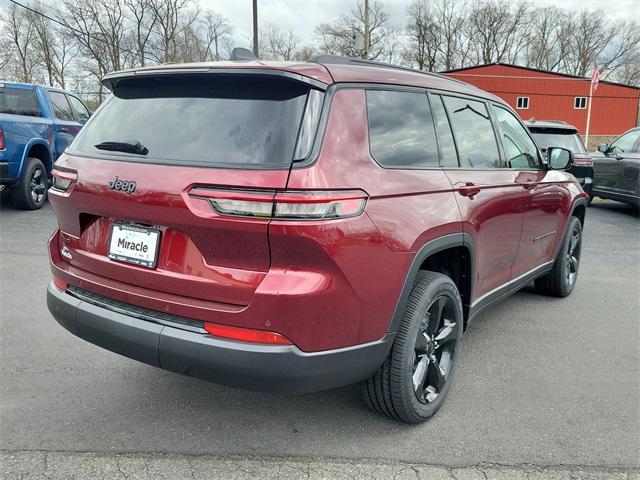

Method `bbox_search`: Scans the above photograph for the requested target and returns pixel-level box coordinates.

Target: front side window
[366,89,439,168]
[0,87,42,117]
[492,106,540,169]
[49,91,75,121]
[70,75,314,168]
[68,95,90,124]
[610,130,640,154]
[574,97,587,109]
[443,96,500,168]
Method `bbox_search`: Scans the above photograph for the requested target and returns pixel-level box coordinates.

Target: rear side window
[443,96,500,168]
[49,92,75,121]
[366,89,438,168]
[0,87,42,117]
[70,75,316,168]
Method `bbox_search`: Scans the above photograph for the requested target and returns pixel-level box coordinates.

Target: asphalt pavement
[1,198,638,479]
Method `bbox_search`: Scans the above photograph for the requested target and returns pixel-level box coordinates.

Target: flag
[591,65,601,92]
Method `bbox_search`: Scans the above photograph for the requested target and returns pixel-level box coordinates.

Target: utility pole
[363,0,369,59]
[252,0,259,58]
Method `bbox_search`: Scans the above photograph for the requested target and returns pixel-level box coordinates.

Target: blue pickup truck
[0,82,90,209]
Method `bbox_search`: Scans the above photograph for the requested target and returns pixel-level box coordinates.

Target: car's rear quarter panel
[285,88,462,346]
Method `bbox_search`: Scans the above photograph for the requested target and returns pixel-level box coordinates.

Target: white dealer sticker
[108,224,160,268]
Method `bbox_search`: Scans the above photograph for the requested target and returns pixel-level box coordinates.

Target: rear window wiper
[94,141,149,155]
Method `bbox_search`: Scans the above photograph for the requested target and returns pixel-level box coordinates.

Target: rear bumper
[0,161,12,183]
[47,282,393,394]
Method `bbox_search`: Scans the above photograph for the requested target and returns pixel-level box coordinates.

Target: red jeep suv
[47,54,587,423]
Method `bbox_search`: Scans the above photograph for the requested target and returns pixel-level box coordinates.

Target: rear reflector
[191,188,367,220]
[51,170,78,192]
[52,276,68,291]
[203,322,292,345]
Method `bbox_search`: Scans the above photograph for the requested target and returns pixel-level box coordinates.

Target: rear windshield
[530,128,586,154]
[69,75,317,168]
[0,87,42,117]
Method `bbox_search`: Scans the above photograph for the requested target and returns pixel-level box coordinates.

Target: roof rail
[309,55,466,85]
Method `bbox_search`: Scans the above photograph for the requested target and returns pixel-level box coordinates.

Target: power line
[7,0,150,61]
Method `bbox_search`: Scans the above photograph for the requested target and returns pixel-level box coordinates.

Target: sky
[198,0,640,46]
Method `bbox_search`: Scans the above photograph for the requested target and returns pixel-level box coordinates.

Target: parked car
[0,81,90,210]
[592,127,640,207]
[525,120,594,198]
[46,53,587,424]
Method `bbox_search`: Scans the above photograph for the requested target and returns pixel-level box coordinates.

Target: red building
[443,63,640,147]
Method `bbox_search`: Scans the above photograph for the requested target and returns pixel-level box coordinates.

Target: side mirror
[547,147,573,170]
[596,143,609,153]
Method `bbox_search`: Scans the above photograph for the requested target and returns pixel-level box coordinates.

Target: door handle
[60,127,70,133]
[456,182,481,197]
[522,182,536,190]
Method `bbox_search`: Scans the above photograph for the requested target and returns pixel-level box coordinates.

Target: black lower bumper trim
[47,283,394,394]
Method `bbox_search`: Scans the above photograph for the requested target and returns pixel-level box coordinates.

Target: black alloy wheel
[362,271,463,423]
[535,216,583,297]
[412,295,459,405]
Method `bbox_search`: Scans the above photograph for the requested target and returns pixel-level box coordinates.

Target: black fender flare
[552,197,588,261]
[387,233,475,333]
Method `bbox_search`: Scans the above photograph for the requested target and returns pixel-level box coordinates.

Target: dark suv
[593,127,640,207]
[47,55,587,423]
[525,120,594,198]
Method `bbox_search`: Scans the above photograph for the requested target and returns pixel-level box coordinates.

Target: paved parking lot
[0,199,638,479]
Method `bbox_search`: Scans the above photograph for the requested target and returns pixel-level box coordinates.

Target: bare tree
[3,4,37,83]
[563,10,615,77]
[59,0,128,99]
[596,21,640,79]
[148,0,198,63]
[294,45,316,62]
[260,23,300,61]
[200,10,232,61]
[523,6,567,71]
[404,0,439,70]
[124,0,157,67]
[25,6,76,88]
[315,0,390,60]
[434,0,468,70]
[467,0,529,64]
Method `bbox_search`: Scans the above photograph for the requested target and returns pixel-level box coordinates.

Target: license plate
[108,224,160,268]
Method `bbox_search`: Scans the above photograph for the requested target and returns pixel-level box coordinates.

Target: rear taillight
[203,322,291,345]
[573,157,593,167]
[0,127,5,149]
[190,188,367,220]
[51,169,78,192]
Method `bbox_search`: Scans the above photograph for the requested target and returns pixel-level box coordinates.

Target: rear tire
[534,216,582,297]
[11,157,48,210]
[362,271,463,423]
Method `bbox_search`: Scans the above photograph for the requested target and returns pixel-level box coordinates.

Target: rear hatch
[49,70,326,308]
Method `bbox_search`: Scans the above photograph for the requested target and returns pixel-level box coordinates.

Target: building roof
[443,62,640,91]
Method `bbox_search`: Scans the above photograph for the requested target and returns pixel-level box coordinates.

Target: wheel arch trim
[18,139,53,179]
[387,233,475,333]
